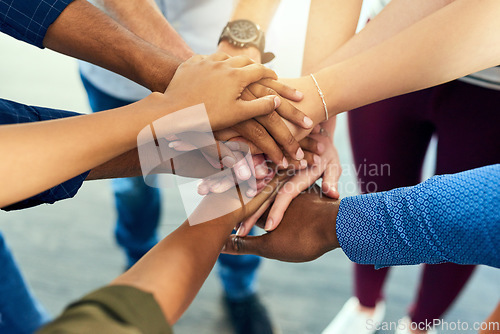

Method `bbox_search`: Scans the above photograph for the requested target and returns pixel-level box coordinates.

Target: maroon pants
[348,80,500,325]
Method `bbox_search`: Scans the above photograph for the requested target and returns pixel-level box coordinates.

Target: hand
[222,184,340,262]
[218,40,262,63]
[237,130,341,235]
[217,42,312,165]
[164,53,280,131]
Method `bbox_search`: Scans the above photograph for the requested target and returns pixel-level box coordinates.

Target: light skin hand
[164,53,280,131]
[222,184,340,262]
[111,174,289,324]
[238,131,340,235]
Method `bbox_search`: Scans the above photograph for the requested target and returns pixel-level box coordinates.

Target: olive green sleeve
[37,285,172,334]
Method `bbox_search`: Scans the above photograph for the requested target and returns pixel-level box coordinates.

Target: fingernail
[236,225,245,236]
[313,154,321,165]
[237,165,251,180]
[225,142,240,151]
[221,156,237,168]
[255,164,268,178]
[295,90,304,99]
[264,218,274,231]
[211,182,222,192]
[274,96,281,108]
[296,148,304,160]
[317,143,325,154]
[303,117,313,127]
[246,188,257,197]
[168,141,179,148]
[221,244,226,252]
[282,157,288,169]
[300,159,307,168]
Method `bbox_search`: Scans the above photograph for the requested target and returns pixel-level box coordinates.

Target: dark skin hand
[222,184,341,262]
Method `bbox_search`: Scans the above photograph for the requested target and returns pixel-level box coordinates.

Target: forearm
[0,94,176,207]
[315,0,500,118]
[92,0,193,60]
[231,0,280,32]
[302,0,362,75]
[44,0,180,92]
[336,164,500,268]
[111,176,285,324]
[86,147,218,180]
[310,0,455,72]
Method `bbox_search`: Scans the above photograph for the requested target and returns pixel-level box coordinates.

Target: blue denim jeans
[80,73,260,299]
[0,233,50,334]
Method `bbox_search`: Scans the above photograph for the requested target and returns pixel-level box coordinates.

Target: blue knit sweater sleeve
[336,164,500,268]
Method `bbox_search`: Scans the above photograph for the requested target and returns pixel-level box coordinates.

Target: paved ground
[0,2,499,333]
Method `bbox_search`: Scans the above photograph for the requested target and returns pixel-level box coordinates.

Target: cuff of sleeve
[2,170,89,211]
[336,194,394,269]
[69,285,172,334]
[0,0,73,48]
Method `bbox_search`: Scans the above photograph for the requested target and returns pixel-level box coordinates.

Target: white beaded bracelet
[310,73,329,121]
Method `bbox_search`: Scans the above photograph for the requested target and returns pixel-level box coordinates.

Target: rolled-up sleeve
[336,164,500,268]
[0,98,90,211]
[38,285,172,334]
[0,0,73,48]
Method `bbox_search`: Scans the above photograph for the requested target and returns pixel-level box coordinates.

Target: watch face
[229,20,258,43]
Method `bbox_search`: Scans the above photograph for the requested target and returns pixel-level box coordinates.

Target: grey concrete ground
[0,2,499,333]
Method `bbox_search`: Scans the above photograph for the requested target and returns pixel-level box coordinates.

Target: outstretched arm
[91,0,194,60]
[224,165,500,268]
[0,54,279,208]
[38,176,286,333]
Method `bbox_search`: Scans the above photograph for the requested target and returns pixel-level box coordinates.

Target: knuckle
[285,134,297,147]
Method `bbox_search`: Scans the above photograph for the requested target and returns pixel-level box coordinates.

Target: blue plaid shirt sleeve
[0,0,73,48]
[0,98,90,211]
[336,164,500,268]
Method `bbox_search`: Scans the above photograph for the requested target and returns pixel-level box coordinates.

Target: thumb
[222,234,268,256]
[238,95,280,120]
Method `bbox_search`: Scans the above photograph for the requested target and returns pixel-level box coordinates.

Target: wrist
[218,40,262,63]
[314,69,342,119]
[139,52,182,93]
[322,199,340,251]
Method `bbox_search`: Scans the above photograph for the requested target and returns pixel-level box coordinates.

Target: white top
[79,0,234,101]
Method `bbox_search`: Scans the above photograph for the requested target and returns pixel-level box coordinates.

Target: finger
[322,161,342,199]
[239,64,278,84]
[225,55,255,68]
[226,138,263,156]
[176,132,237,168]
[299,137,324,155]
[222,235,267,256]
[282,155,308,171]
[258,78,304,102]
[248,83,312,129]
[209,175,237,194]
[232,151,253,181]
[207,52,230,61]
[233,120,285,166]
[198,178,219,195]
[266,166,324,229]
[168,141,198,151]
[165,134,178,141]
[253,154,269,179]
[255,112,303,161]
[236,95,280,121]
[185,54,204,63]
[237,195,273,237]
[311,124,321,134]
[302,150,321,167]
